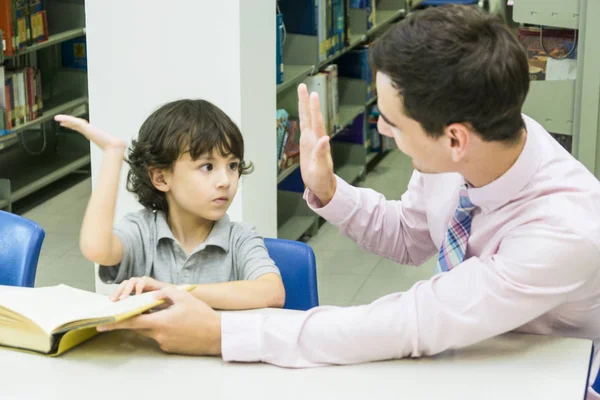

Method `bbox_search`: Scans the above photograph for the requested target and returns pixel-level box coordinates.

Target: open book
[0,283,194,356]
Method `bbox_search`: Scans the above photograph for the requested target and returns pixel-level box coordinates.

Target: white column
[84,0,276,293]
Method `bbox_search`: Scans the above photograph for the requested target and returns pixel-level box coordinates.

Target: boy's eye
[200,163,213,171]
[229,162,240,170]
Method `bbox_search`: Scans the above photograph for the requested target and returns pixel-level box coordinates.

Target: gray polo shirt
[99,209,280,285]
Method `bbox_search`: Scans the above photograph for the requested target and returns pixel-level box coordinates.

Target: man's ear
[149,168,170,193]
[444,122,471,162]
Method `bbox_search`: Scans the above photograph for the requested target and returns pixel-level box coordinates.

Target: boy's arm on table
[112,273,285,310]
[190,226,286,310]
[113,225,285,310]
[190,273,284,310]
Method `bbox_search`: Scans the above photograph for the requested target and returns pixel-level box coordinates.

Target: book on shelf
[277,108,290,169]
[276,108,300,173]
[276,11,284,84]
[0,65,43,133]
[62,37,87,70]
[350,0,376,31]
[275,68,338,168]
[278,0,332,62]
[303,72,330,133]
[28,0,48,45]
[0,0,48,56]
[338,45,375,102]
[342,0,351,46]
[334,111,364,145]
[0,283,195,356]
[280,117,299,170]
[367,104,381,152]
[332,0,345,53]
[369,104,395,151]
[324,64,339,132]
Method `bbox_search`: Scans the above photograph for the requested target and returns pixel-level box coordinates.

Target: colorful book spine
[276,12,284,85]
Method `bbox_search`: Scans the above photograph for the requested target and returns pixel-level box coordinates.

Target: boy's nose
[215,169,231,188]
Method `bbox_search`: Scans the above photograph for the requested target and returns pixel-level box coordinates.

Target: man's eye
[200,164,213,171]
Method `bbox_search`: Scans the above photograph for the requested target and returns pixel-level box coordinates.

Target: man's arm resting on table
[221,224,599,367]
[98,223,598,365]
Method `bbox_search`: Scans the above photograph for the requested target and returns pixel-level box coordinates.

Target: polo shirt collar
[155,211,231,252]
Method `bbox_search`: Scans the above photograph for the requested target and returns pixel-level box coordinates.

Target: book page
[74,290,162,322]
[0,284,111,334]
[68,284,194,327]
[0,284,193,335]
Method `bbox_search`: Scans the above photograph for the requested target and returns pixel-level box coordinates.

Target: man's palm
[297,84,336,205]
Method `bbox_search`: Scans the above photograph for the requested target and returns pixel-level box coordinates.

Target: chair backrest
[0,210,45,287]
[264,238,319,311]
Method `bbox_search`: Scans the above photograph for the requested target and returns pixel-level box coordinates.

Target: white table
[0,308,593,400]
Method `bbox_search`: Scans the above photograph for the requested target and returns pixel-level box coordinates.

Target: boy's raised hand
[297,84,337,206]
[54,115,126,151]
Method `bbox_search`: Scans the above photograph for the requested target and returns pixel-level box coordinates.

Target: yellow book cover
[0,283,195,356]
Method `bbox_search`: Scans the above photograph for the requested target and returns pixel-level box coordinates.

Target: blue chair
[0,210,45,287]
[264,238,319,311]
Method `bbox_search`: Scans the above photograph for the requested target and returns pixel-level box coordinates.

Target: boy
[54,99,285,310]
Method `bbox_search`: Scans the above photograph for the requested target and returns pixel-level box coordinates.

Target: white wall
[84,0,276,293]
[240,1,278,234]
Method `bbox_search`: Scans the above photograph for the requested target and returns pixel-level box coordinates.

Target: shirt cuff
[303,175,360,226]
[221,312,265,362]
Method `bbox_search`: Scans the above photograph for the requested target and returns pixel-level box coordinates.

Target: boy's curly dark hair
[125,99,253,212]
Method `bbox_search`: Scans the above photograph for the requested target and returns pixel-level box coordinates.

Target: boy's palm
[111,276,170,301]
[54,114,126,151]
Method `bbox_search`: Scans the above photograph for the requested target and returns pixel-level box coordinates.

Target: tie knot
[459,185,475,210]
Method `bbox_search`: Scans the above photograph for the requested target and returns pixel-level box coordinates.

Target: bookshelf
[0,1,89,212]
[512,0,600,177]
[276,0,409,241]
[1,27,86,60]
[0,95,88,149]
[0,130,90,211]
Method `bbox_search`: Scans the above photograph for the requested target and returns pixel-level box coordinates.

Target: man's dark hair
[126,99,253,211]
[369,5,530,143]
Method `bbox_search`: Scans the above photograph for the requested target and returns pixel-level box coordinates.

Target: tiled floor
[25,150,436,305]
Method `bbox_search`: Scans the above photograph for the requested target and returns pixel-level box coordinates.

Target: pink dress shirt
[222,115,600,397]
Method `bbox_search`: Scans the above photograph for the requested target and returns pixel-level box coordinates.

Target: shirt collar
[156,211,231,252]
[467,115,543,214]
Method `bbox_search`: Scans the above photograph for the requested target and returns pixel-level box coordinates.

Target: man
[99,5,600,396]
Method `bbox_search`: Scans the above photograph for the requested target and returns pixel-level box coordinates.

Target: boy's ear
[149,168,170,193]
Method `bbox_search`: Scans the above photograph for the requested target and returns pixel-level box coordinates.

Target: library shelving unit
[0,0,89,212]
[276,0,412,241]
[512,0,600,178]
